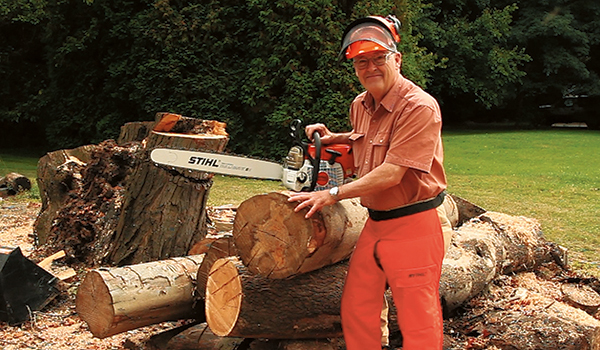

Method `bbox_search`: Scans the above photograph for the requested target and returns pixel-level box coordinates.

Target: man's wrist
[329,186,340,201]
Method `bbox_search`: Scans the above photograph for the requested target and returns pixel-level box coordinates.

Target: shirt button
[369,140,373,144]
[380,140,384,143]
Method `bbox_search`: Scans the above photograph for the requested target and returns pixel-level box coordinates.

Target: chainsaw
[150,119,355,192]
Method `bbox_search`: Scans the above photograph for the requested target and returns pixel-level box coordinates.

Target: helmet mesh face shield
[339,23,398,61]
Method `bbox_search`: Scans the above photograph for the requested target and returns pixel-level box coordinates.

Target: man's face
[353,50,401,101]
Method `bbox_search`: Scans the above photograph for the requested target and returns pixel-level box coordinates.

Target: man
[288,15,447,350]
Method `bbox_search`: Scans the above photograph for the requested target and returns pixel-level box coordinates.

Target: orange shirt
[349,75,447,211]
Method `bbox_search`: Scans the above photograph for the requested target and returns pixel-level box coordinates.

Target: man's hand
[305,123,335,144]
[287,190,337,218]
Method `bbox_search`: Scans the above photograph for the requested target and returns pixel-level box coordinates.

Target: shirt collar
[360,74,405,114]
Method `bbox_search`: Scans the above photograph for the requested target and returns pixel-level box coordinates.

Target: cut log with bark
[149,322,246,350]
[107,113,229,266]
[233,191,367,279]
[76,255,205,338]
[440,211,565,312]
[194,235,236,299]
[34,144,97,244]
[0,172,31,197]
[205,256,346,339]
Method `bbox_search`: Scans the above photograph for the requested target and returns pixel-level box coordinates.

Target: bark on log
[76,255,205,338]
[249,338,346,350]
[156,322,246,350]
[440,211,565,312]
[108,113,229,266]
[194,235,235,299]
[205,256,346,339]
[34,144,96,244]
[233,191,367,279]
[0,172,31,197]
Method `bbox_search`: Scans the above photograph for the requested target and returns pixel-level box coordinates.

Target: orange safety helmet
[339,15,402,61]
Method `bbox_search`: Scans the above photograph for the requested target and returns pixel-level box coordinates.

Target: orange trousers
[341,208,444,350]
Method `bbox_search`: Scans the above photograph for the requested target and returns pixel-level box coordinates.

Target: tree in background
[0,0,597,157]
[508,0,600,127]
[0,0,50,147]
[415,0,531,125]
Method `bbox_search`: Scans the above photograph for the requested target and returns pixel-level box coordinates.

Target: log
[205,256,346,339]
[34,144,97,244]
[76,255,205,338]
[249,338,346,350]
[0,172,31,197]
[440,211,565,312]
[156,322,246,350]
[108,113,229,265]
[194,235,236,299]
[233,191,367,279]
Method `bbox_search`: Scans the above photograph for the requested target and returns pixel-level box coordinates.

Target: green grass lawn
[1,129,599,274]
[443,128,600,273]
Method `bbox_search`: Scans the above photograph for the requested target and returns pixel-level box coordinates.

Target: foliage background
[1,0,599,158]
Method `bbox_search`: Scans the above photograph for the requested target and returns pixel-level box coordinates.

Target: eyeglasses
[352,52,394,69]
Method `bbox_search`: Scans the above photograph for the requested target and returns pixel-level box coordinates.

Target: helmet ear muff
[384,15,402,43]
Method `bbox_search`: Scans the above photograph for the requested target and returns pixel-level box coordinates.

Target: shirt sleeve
[384,103,442,173]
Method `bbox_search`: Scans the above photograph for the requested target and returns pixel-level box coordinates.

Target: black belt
[368,191,446,221]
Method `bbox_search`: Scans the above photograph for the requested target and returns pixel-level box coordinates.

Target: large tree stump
[108,113,229,266]
[35,140,139,264]
[233,192,367,279]
[34,144,97,244]
[76,255,205,338]
[117,121,155,145]
[205,256,346,339]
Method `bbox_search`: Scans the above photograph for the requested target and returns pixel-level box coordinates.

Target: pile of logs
[75,192,600,349]
[33,113,600,349]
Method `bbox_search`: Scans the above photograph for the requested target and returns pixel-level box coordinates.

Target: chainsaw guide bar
[150,148,284,181]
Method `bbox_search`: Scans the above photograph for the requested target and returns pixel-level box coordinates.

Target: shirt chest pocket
[370,131,390,164]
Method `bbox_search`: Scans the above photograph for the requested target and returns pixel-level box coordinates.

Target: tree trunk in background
[233,191,366,279]
[108,113,229,266]
[76,255,205,338]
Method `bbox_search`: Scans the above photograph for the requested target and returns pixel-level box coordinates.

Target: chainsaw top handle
[289,119,321,192]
